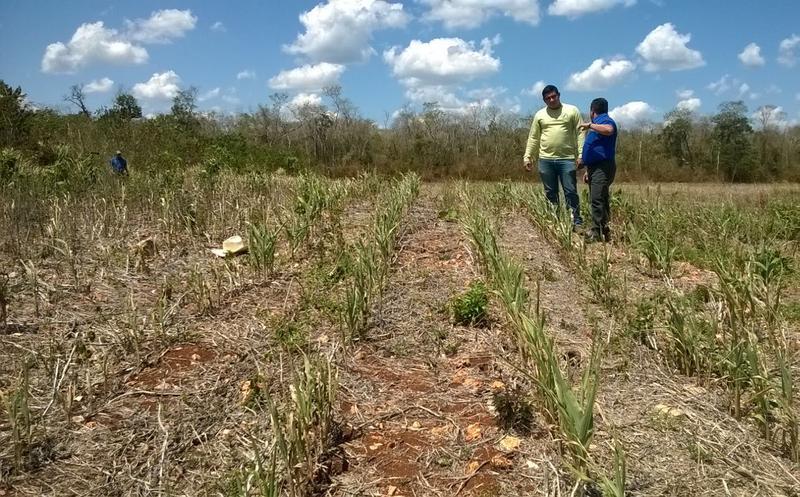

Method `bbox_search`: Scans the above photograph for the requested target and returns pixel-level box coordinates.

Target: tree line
[2,79,799,183]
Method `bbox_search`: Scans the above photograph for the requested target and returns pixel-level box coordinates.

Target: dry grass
[1,177,799,496]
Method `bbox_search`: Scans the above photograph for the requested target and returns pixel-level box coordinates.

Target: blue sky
[1,0,798,126]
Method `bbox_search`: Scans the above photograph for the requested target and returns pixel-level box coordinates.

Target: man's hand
[576,157,584,169]
[579,122,592,131]
[524,159,532,172]
[583,171,589,184]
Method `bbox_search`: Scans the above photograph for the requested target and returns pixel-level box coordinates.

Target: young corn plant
[0,271,8,329]
[594,439,627,497]
[714,261,762,419]
[634,229,677,277]
[249,221,279,275]
[2,361,33,471]
[514,188,555,233]
[717,329,750,419]
[492,256,529,323]
[231,439,281,497]
[626,295,661,350]
[460,209,500,274]
[342,243,376,340]
[586,248,619,312]
[509,283,606,489]
[750,246,790,331]
[744,334,773,439]
[282,173,333,257]
[776,344,799,461]
[151,279,182,344]
[267,353,337,496]
[341,172,419,340]
[665,298,715,376]
[552,208,576,254]
[461,203,611,490]
[372,206,399,315]
[21,259,43,317]
[189,265,215,315]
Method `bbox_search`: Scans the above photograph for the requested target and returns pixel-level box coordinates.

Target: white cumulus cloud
[221,88,241,105]
[778,34,800,67]
[676,97,701,112]
[609,101,653,126]
[405,85,464,109]
[125,9,197,44]
[467,86,507,100]
[676,89,693,99]
[285,0,409,64]
[132,71,181,100]
[211,21,226,33]
[707,74,738,95]
[738,42,765,67]
[41,21,148,73]
[268,63,346,92]
[421,0,540,29]
[237,70,256,80]
[199,88,221,102]
[753,105,790,130]
[84,77,114,93]
[290,92,323,108]
[383,37,501,87]
[565,58,635,91]
[523,80,547,96]
[548,0,635,18]
[737,83,755,99]
[636,23,704,71]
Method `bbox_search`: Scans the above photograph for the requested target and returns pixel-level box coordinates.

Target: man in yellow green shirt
[523,85,585,228]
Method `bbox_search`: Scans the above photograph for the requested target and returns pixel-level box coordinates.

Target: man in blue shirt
[579,98,617,243]
[110,150,128,175]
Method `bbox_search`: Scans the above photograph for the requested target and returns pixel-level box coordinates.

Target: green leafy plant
[492,385,535,433]
[450,280,489,326]
[665,298,715,376]
[586,248,619,311]
[249,221,279,274]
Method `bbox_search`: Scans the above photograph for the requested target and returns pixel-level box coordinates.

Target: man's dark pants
[587,159,616,238]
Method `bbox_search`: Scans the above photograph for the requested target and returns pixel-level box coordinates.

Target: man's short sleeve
[597,114,616,133]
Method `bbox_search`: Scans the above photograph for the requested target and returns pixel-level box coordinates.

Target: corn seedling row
[341,172,420,340]
[460,206,621,495]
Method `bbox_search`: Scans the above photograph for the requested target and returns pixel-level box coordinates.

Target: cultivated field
[1,170,799,496]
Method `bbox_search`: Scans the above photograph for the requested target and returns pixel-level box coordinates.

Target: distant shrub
[0,148,21,184]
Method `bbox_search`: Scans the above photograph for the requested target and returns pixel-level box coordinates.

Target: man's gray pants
[587,159,616,237]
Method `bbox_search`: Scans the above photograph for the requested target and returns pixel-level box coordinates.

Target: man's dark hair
[590,97,609,115]
[542,85,559,98]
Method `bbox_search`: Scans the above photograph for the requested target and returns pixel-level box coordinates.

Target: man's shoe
[584,231,603,244]
[602,228,612,243]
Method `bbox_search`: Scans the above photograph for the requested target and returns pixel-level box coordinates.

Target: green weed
[450,280,489,326]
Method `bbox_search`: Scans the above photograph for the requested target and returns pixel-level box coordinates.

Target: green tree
[0,80,33,147]
[106,91,143,120]
[171,87,198,127]
[711,101,753,181]
[755,104,786,178]
[660,108,694,168]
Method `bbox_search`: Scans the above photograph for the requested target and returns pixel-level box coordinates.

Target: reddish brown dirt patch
[353,429,430,492]
[129,344,217,388]
[357,430,429,459]
[352,354,436,394]
[462,473,500,496]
